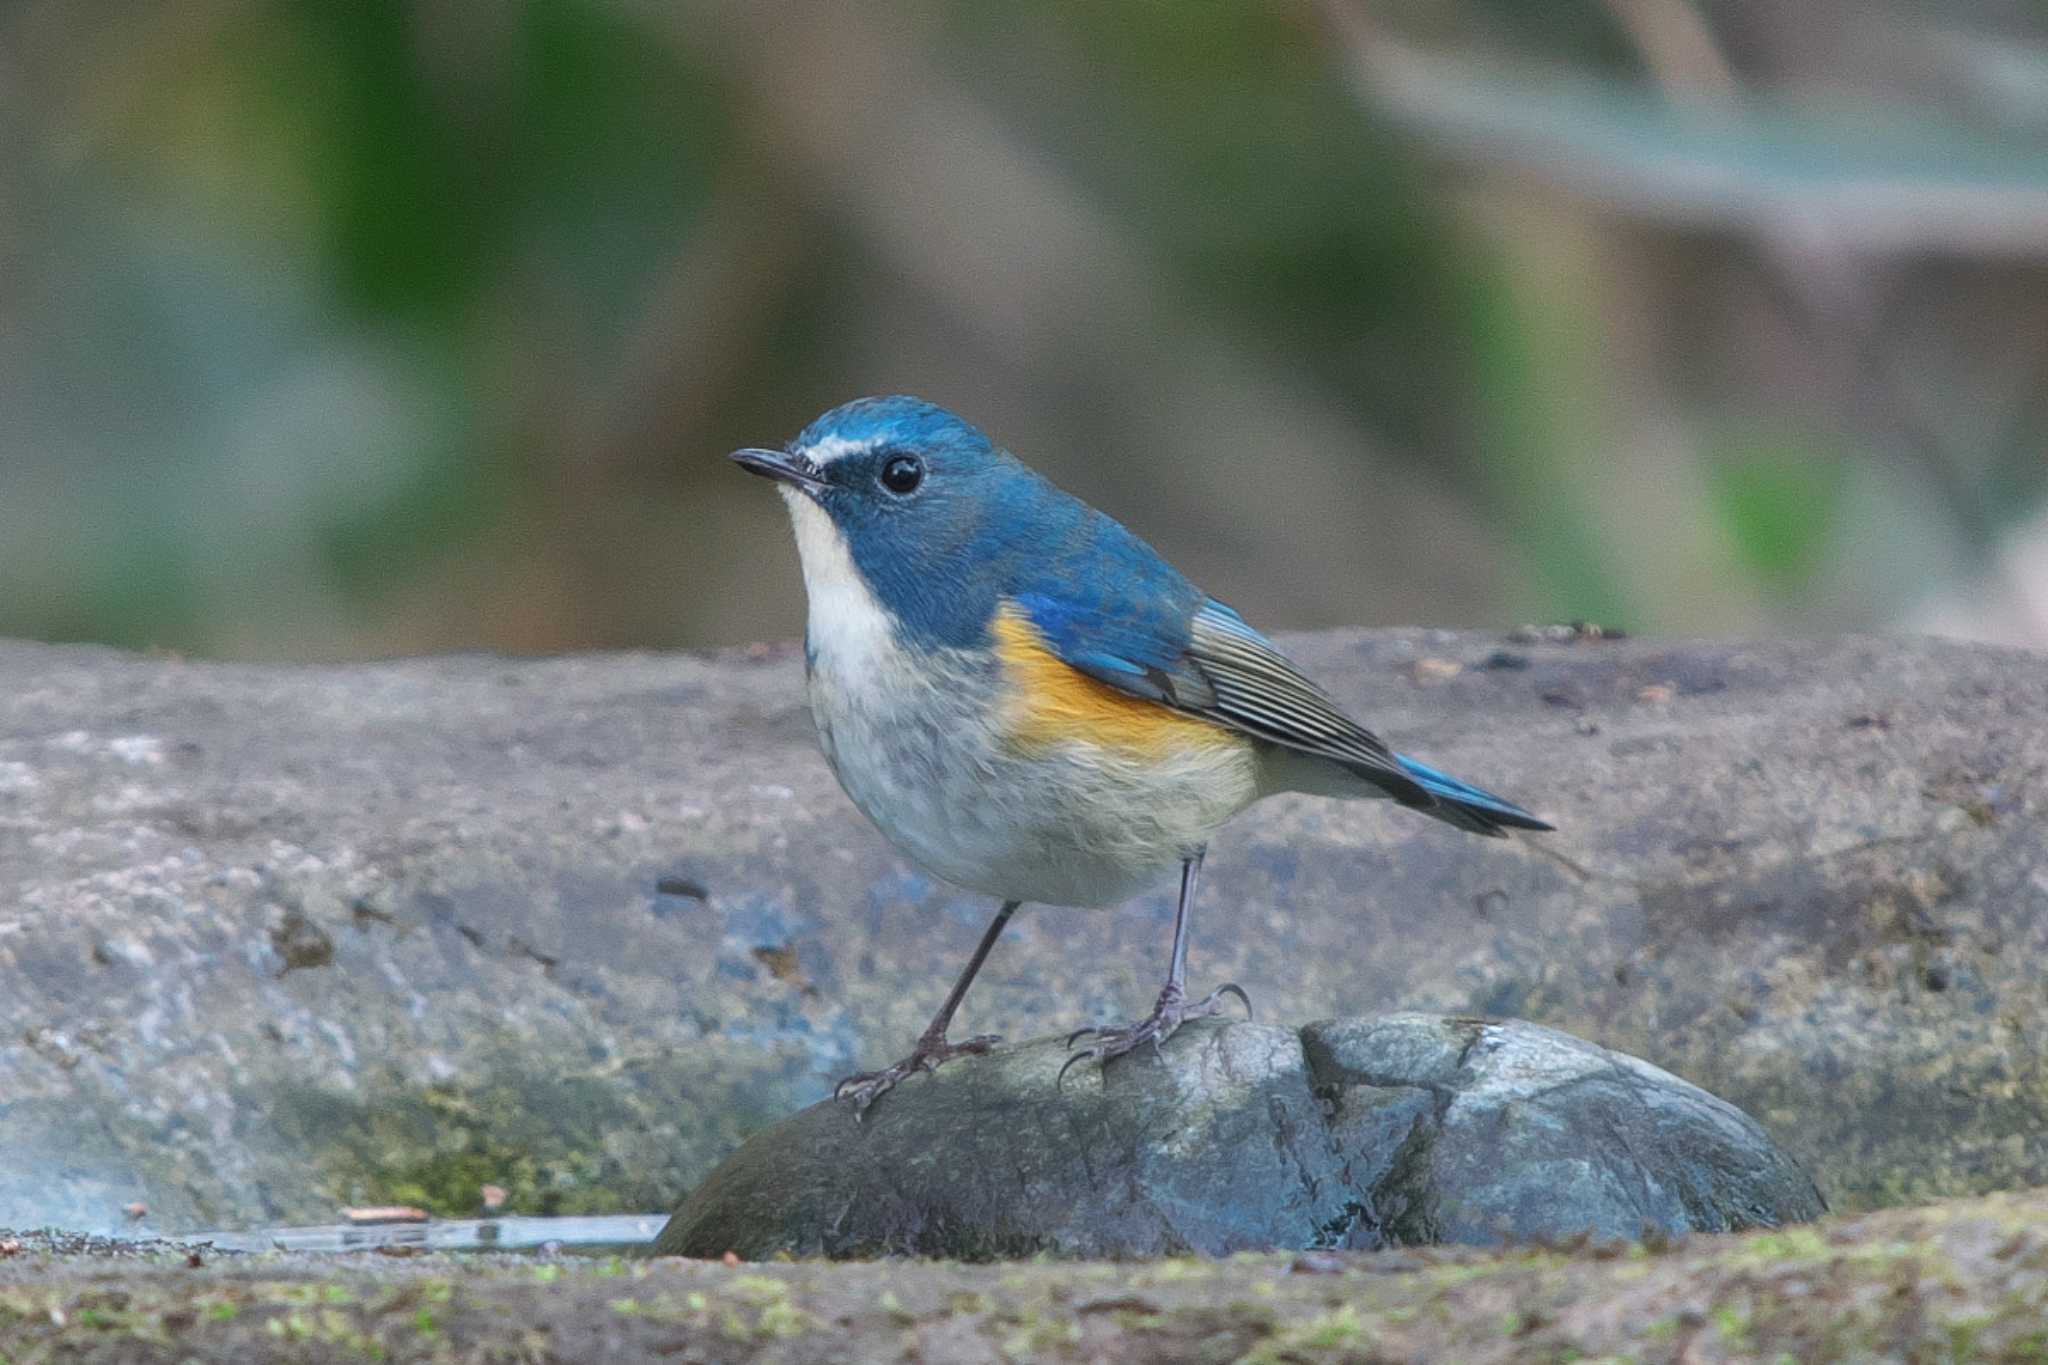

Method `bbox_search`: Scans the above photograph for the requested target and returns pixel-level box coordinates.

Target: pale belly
[807,651,1261,908]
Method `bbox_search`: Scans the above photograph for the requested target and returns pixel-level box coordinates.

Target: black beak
[730,447,827,494]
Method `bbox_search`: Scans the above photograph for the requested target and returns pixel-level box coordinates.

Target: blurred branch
[640,0,1511,624]
[1602,0,1736,102]
[1602,0,2044,631]
[578,170,813,479]
[1907,499,2048,642]
[1329,0,2048,640]
[1320,1,2048,256]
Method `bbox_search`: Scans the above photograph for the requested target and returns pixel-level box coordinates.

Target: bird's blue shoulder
[1007,512,1215,699]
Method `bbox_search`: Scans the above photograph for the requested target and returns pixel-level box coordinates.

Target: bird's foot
[1058,980,1253,1087]
[833,1031,1001,1118]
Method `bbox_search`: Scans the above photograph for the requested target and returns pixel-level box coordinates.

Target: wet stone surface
[654,1013,1824,1259]
[0,630,2044,1231]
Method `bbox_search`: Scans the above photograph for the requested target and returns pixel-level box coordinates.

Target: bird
[732,395,1551,1112]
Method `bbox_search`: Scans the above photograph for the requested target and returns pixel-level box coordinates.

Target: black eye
[879,454,924,495]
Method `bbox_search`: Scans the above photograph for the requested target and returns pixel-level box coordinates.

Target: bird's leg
[835,900,1018,1116]
[1060,847,1252,1085]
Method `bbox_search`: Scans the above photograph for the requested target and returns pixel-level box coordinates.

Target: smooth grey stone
[653,1013,1825,1259]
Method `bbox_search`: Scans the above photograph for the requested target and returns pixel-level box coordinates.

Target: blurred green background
[6,0,2048,660]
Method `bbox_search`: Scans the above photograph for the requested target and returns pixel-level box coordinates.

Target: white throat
[779,488,896,670]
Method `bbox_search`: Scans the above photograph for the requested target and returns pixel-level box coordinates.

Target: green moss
[1945,1313,1993,1359]
[1242,1303,1371,1363]
[1728,1227,1829,1262]
[258,1039,774,1219]
[997,1306,1085,1357]
[727,1274,790,1307]
[271,1073,617,1217]
[2005,1328,2048,1358]
[754,1299,820,1338]
[1711,1303,1753,1353]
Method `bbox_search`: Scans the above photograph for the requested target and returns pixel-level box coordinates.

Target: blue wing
[1010,530,1548,835]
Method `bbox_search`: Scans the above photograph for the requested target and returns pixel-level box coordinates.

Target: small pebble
[1288,1251,1346,1275]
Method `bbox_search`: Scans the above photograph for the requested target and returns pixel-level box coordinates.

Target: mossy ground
[5,1189,2047,1363]
[257,1040,788,1220]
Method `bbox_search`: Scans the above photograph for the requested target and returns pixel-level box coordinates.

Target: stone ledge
[0,630,2041,1229]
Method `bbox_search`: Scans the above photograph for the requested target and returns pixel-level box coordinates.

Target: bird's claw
[833,1032,1001,1118]
[1208,982,1254,1021]
[1056,981,1254,1089]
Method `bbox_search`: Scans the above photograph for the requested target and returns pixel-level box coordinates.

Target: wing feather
[1182,604,1432,805]
[1012,590,1432,807]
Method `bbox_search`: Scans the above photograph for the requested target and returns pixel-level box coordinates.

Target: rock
[655,1013,1825,1258]
[0,631,2043,1231]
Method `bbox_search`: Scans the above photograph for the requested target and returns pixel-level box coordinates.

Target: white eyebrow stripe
[802,434,879,466]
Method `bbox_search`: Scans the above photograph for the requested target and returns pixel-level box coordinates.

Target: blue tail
[1394,753,1553,836]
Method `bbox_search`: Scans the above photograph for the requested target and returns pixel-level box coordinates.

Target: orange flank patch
[991,605,1240,760]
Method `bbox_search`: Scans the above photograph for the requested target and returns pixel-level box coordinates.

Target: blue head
[733,396,1092,648]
